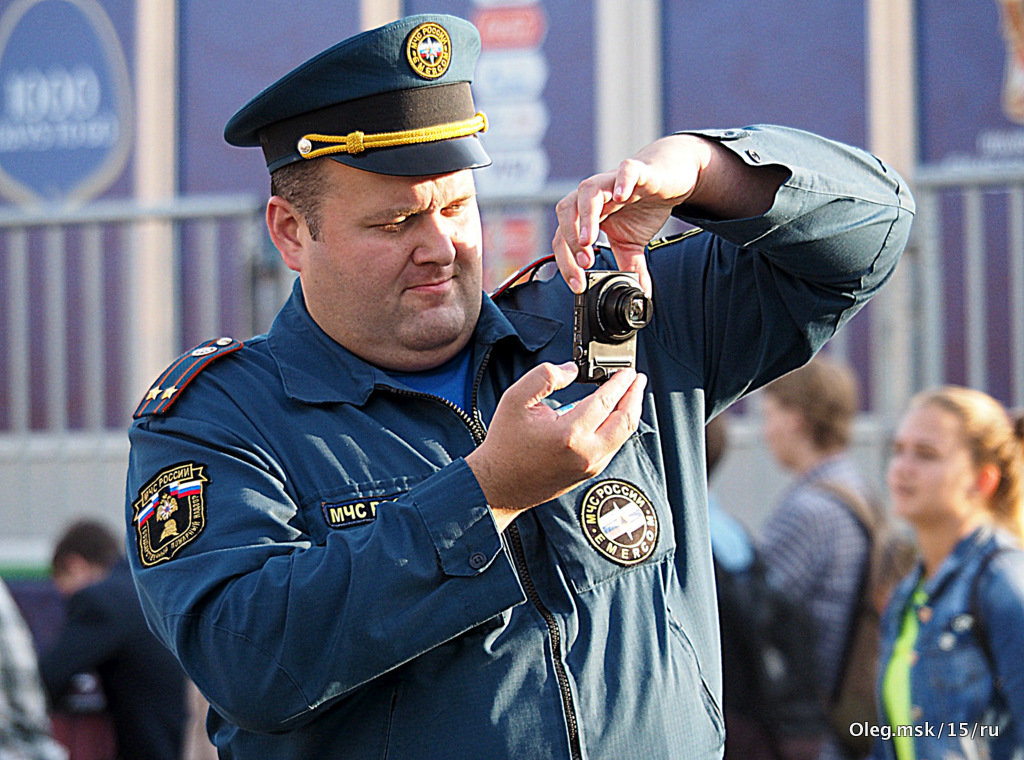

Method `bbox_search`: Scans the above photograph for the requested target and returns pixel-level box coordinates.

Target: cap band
[259,81,481,170]
[298,112,487,160]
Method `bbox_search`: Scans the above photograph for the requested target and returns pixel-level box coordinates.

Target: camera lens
[596,279,652,340]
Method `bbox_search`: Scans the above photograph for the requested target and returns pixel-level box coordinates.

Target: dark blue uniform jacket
[126,125,914,759]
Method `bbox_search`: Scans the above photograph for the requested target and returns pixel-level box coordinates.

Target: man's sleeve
[643,124,914,415]
[126,413,526,734]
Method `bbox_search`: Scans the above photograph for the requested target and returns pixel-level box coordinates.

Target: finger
[508,361,580,409]
[609,245,653,296]
[553,193,587,293]
[552,225,586,294]
[564,368,638,430]
[613,157,646,203]
[595,371,648,444]
[577,182,615,255]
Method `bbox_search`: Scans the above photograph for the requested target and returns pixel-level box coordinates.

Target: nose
[411,211,457,267]
[887,449,911,480]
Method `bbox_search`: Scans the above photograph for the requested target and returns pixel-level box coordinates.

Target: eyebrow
[364,206,422,224]
[363,191,476,225]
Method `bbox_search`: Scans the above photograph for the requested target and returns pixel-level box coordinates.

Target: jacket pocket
[533,421,676,594]
[667,607,726,750]
[918,627,992,717]
[302,475,426,543]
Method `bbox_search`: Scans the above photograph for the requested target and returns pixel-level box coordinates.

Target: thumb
[609,244,653,296]
[512,361,579,408]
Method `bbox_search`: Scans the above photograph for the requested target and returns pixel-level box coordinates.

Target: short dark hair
[51,520,122,573]
[270,159,329,240]
[763,355,859,451]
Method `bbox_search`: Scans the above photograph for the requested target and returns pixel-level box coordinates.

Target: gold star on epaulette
[134,337,243,419]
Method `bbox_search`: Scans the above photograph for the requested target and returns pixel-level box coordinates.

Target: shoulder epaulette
[134,337,244,419]
[646,227,703,251]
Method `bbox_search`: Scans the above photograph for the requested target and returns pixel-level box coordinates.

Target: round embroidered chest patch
[405,22,452,80]
[580,479,659,566]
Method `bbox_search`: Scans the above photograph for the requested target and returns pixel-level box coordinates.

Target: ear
[266,195,309,273]
[975,462,1001,499]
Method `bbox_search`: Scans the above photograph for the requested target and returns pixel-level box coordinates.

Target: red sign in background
[472,3,547,49]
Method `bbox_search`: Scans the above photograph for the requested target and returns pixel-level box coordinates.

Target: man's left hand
[551,134,711,294]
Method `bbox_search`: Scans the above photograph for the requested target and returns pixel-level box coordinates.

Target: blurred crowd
[0,520,215,760]
[710,355,1024,760]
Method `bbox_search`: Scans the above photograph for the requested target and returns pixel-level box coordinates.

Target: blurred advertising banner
[0,0,133,205]
[920,0,1024,168]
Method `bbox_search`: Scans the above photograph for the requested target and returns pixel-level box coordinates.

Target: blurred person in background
[706,413,755,581]
[709,413,828,760]
[874,387,1024,760]
[39,520,187,760]
[758,355,876,759]
[0,576,67,760]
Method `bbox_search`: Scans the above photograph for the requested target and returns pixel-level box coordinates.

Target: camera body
[572,270,654,383]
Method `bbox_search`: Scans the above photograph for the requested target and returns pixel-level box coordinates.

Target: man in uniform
[125,13,914,759]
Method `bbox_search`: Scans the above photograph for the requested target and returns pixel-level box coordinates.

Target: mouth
[405,275,454,295]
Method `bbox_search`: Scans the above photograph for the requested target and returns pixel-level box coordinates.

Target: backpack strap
[813,481,882,537]
[811,480,880,703]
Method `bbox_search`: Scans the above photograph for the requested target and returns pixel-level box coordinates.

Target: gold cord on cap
[297,112,488,160]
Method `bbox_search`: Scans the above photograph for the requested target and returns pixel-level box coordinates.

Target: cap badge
[406,21,452,80]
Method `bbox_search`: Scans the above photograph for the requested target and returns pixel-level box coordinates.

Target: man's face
[283,160,484,372]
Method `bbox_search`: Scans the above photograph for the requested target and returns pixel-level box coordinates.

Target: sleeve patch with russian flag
[132,462,209,567]
[134,337,243,418]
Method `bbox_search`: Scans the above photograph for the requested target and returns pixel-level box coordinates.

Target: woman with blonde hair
[874,386,1024,759]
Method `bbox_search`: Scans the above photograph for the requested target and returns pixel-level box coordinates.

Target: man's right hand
[465,361,647,532]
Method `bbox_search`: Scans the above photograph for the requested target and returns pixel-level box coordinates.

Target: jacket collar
[267,278,560,406]
[916,524,997,599]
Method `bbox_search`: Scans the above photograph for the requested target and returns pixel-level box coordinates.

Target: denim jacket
[873,526,1024,760]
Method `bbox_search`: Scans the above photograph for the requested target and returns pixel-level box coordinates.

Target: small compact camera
[572,270,654,383]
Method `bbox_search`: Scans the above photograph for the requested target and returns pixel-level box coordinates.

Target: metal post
[362,0,400,30]
[128,0,179,415]
[866,0,918,421]
[1010,188,1024,407]
[594,0,662,169]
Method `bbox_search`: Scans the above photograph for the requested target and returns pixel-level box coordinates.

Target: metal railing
[0,196,272,434]
[4,173,1021,438]
[911,164,1024,409]
[1,174,1020,559]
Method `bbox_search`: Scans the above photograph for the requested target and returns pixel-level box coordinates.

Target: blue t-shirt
[387,345,473,412]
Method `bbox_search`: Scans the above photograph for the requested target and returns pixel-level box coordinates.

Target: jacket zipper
[381,349,584,760]
[507,523,583,760]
